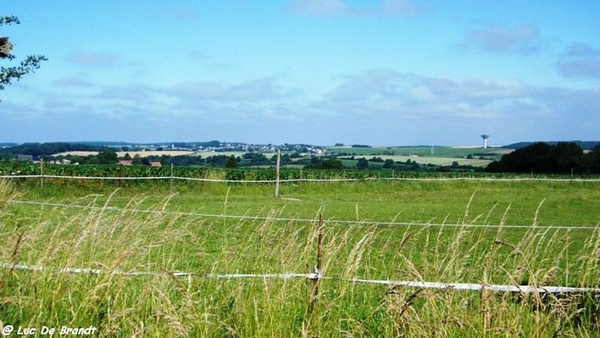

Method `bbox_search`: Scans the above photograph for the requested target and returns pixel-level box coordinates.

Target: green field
[326,145,510,157]
[327,146,511,168]
[1,178,600,337]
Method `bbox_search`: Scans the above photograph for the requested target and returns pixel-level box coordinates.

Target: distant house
[149,161,162,167]
[51,159,71,165]
[119,160,133,166]
[17,154,33,162]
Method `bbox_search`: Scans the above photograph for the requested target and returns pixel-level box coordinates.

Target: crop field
[1,177,600,337]
[326,145,511,158]
[329,146,512,168]
[340,155,492,167]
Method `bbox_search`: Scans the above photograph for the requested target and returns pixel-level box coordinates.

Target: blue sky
[2,0,599,146]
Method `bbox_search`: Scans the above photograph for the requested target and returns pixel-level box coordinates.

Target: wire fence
[1,261,598,295]
[2,170,600,298]
[3,173,600,184]
[0,175,600,186]
[3,199,599,231]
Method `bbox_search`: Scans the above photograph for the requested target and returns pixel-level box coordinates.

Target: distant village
[120,142,326,155]
[3,141,327,165]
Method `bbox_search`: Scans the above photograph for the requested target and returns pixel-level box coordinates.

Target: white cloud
[155,5,200,21]
[288,0,348,16]
[168,77,284,107]
[380,0,423,15]
[557,43,600,80]
[565,42,600,58]
[66,51,118,67]
[322,70,533,119]
[94,84,155,103]
[558,59,600,79]
[301,69,599,144]
[187,49,208,60]
[52,77,93,87]
[4,65,598,145]
[287,0,423,17]
[461,24,541,55]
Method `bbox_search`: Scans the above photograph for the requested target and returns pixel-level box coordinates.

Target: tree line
[0,142,107,160]
[486,142,600,174]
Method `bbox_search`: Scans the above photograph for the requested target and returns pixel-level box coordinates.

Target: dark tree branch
[1,15,47,98]
[0,16,20,26]
[1,55,48,90]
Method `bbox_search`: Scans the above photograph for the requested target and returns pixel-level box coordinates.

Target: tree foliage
[0,142,108,160]
[225,155,239,168]
[356,158,369,170]
[382,159,395,169]
[487,142,598,173]
[304,158,344,170]
[1,15,47,94]
[591,145,600,173]
[96,149,118,164]
[243,152,270,165]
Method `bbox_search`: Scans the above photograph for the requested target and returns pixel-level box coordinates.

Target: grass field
[1,178,600,336]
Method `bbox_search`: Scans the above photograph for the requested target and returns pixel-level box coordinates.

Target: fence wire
[2,175,599,295]
[1,262,597,294]
[3,174,600,184]
[3,199,599,230]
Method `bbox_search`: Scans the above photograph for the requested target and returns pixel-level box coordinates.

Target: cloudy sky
[2,1,599,146]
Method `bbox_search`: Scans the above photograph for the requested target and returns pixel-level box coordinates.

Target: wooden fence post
[170,163,174,194]
[200,168,206,192]
[571,168,574,180]
[40,159,44,189]
[16,161,21,186]
[119,164,124,188]
[274,149,281,198]
[306,214,324,319]
[316,214,323,274]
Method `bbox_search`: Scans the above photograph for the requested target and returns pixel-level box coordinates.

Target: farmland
[326,145,511,158]
[47,144,508,168]
[1,176,600,337]
[328,145,511,168]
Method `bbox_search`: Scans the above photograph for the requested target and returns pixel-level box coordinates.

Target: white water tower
[481,135,490,149]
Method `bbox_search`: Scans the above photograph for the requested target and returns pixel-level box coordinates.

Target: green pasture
[14,178,600,227]
[2,178,600,336]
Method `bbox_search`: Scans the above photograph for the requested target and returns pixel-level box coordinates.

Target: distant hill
[503,141,600,150]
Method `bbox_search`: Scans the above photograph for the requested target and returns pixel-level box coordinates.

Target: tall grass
[1,179,599,336]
